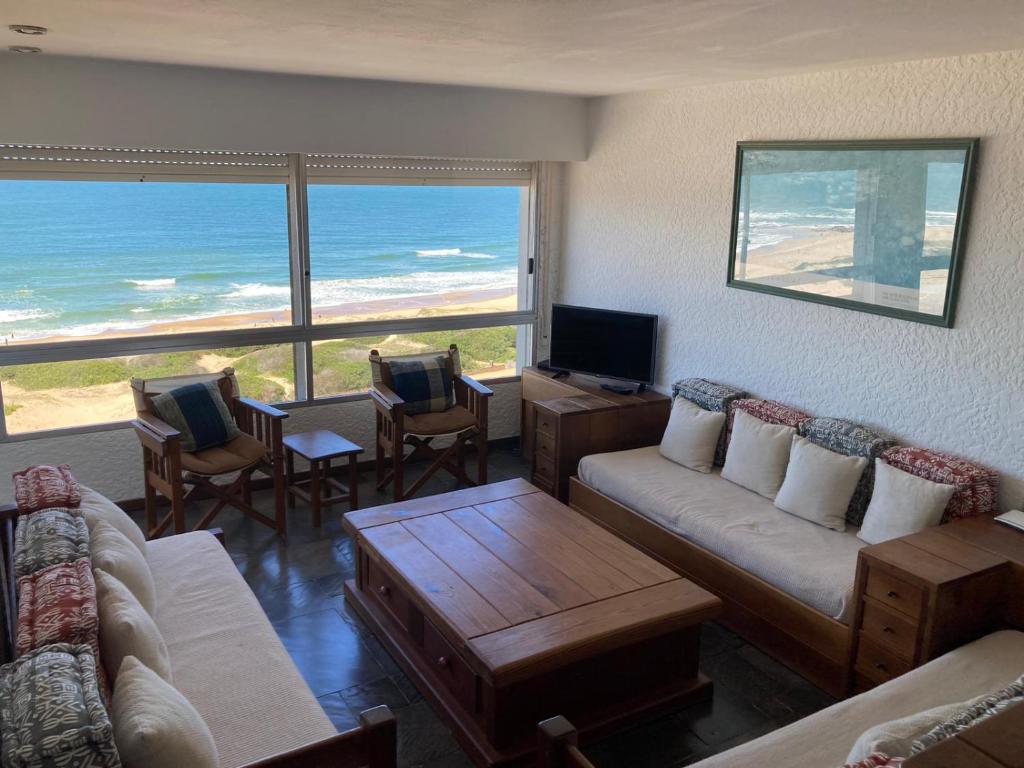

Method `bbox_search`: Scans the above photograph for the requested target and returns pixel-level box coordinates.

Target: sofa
[569,378,1000,697]
[0,472,396,768]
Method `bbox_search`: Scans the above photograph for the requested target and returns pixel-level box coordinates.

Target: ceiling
[4,0,1024,96]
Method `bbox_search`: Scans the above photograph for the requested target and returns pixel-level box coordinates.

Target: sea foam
[126,278,176,289]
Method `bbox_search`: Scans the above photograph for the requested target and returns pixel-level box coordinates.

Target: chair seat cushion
[181,434,267,476]
[405,405,477,436]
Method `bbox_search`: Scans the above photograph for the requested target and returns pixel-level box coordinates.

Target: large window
[0,146,538,437]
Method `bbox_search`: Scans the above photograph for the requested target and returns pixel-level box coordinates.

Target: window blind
[305,154,533,184]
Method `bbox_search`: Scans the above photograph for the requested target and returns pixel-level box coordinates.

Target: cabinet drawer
[536,410,557,437]
[861,599,918,660]
[533,455,556,484]
[866,568,924,619]
[856,634,912,684]
[422,619,478,713]
[366,558,413,633]
[535,430,556,461]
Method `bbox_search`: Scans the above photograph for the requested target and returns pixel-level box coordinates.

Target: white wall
[0,381,521,502]
[0,54,587,160]
[560,49,1024,508]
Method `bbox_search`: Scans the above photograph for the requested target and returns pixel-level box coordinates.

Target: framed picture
[727,139,979,327]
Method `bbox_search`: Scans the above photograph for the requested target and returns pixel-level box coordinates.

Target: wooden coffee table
[343,478,721,766]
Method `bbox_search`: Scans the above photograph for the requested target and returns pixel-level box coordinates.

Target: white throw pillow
[91,519,157,615]
[858,460,955,545]
[721,409,796,498]
[112,656,218,768]
[774,436,868,531]
[659,398,727,473]
[846,695,983,762]
[80,485,147,556]
[95,569,173,684]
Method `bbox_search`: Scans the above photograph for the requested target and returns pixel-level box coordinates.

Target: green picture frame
[726,139,979,327]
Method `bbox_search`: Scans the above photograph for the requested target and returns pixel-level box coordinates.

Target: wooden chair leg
[310,459,322,528]
[170,477,187,535]
[348,454,359,510]
[273,454,287,538]
[286,448,296,510]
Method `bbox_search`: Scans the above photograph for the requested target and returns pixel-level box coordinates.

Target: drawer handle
[437,656,450,669]
[883,625,895,634]
[378,585,390,597]
[886,590,899,599]
[874,662,888,673]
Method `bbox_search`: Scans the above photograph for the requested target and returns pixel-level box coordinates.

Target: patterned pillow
[0,643,121,768]
[799,418,898,527]
[388,355,455,415]
[671,378,748,465]
[12,464,82,514]
[911,673,1024,754]
[13,508,90,579]
[150,380,241,453]
[724,398,812,462]
[881,446,999,522]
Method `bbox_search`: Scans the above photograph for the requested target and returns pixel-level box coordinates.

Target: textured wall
[561,50,1024,508]
[0,382,521,503]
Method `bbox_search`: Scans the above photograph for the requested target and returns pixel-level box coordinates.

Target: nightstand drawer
[533,455,556,485]
[866,568,923,619]
[856,634,913,684]
[861,600,918,660]
[536,410,557,437]
[535,430,556,461]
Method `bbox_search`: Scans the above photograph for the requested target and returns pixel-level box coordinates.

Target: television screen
[548,304,658,384]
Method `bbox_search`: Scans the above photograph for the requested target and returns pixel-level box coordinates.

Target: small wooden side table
[283,430,364,526]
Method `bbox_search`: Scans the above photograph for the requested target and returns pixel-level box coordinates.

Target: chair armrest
[132,415,181,447]
[370,384,405,413]
[0,503,17,521]
[456,374,493,397]
[237,397,289,420]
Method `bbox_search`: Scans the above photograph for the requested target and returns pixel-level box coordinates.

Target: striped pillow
[388,355,455,415]
[151,380,241,452]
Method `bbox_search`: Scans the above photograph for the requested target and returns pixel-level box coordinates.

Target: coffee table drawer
[366,558,413,633]
[423,619,478,713]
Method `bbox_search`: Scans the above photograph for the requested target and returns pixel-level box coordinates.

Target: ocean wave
[130,307,151,314]
[221,283,291,300]
[126,278,176,289]
[310,268,517,308]
[0,308,56,323]
[416,248,463,256]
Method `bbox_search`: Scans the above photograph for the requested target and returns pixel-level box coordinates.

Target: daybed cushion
[688,630,1024,768]
[578,446,865,621]
[12,463,82,514]
[13,507,90,578]
[671,378,748,465]
[145,531,334,768]
[80,486,147,556]
[881,446,999,522]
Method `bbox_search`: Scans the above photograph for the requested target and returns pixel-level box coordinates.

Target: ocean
[0,181,521,341]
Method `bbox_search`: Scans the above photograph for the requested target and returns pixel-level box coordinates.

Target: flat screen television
[548,304,658,386]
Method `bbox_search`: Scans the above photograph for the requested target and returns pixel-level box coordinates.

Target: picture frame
[726,139,979,327]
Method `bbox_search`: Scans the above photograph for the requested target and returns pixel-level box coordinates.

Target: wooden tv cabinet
[521,367,671,501]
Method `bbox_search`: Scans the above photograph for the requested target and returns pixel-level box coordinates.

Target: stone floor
[160,445,835,767]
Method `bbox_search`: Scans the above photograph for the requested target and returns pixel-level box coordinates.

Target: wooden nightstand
[848,527,1011,694]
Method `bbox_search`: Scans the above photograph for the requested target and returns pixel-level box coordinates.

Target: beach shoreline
[3,286,519,346]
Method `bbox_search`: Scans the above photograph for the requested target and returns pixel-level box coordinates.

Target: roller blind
[0,144,290,181]
[305,154,533,184]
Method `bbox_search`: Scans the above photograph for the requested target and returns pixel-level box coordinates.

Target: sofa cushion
[151,380,242,453]
[145,531,334,768]
[671,379,748,465]
[91,521,157,616]
[95,569,173,684]
[858,461,955,545]
[0,643,121,768]
[12,463,82,514]
[798,418,897,526]
[721,410,796,499]
[659,398,726,473]
[687,630,1024,768]
[775,436,867,532]
[14,507,90,579]
[881,446,999,522]
[578,446,865,620]
[80,486,147,556]
[112,656,219,768]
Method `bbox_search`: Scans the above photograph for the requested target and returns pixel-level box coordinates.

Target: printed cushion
[841,754,904,767]
[13,508,90,579]
[388,354,456,415]
[724,398,812,463]
[799,417,898,526]
[671,378,748,465]
[881,446,999,522]
[912,673,1024,754]
[12,464,82,514]
[150,380,241,453]
[0,643,121,768]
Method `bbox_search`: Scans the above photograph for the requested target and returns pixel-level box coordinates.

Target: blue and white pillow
[150,381,241,452]
[388,355,455,415]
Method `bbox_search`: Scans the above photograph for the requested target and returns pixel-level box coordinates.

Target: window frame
[0,150,540,441]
